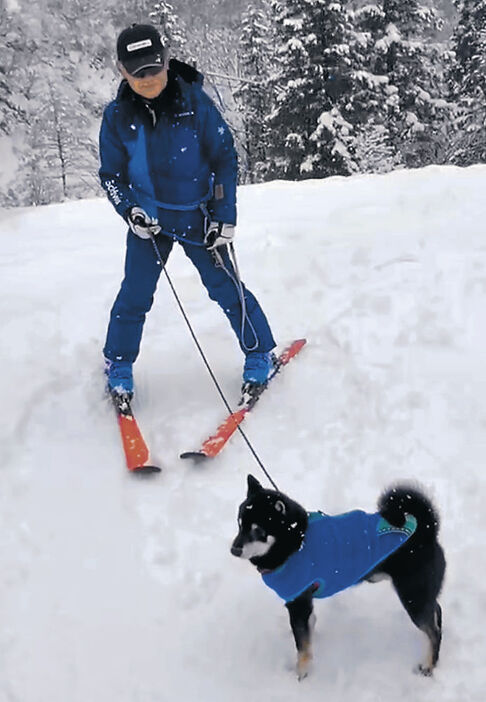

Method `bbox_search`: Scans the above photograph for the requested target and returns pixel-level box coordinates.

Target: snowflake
[218,126,225,136]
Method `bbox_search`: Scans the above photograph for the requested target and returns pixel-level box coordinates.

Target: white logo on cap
[127,39,153,52]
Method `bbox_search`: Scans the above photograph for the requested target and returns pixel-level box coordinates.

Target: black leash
[149,233,279,490]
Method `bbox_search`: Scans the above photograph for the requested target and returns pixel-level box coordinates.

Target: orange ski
[196,408,248,458]
[111,394,161,473]
[180,339,306,460]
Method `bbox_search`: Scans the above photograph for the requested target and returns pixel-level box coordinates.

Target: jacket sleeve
[98,105,137,220]
[198,91,238,226]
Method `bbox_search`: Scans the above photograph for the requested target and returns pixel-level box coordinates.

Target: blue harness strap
[150,188,213,212]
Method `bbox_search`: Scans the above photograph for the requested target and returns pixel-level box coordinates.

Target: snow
[354,70,390,88]
[376,22,402,51]
[1,164,486,701]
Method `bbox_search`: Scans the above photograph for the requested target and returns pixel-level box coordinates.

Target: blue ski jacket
[99,60,237,243]
[262,510,417,603]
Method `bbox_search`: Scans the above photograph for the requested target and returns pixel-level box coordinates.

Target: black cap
[116,24,166,76]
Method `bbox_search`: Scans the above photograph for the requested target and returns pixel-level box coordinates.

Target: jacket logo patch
[175,111,194,118]
[104,179,122,206]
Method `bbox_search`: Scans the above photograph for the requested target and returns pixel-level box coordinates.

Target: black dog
[231,475,445,679]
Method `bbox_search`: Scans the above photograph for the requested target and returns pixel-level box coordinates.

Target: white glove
[127,206,161,239]
[204,221,235,250]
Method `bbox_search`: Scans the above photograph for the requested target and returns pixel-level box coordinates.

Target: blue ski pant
[103,231,276,363]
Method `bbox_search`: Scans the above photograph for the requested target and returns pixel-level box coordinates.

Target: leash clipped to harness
[148,232,279,491]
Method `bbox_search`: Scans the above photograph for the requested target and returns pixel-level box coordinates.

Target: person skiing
[99,23,276,399]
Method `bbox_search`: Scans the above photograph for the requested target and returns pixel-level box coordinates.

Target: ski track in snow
[1,165,485,701]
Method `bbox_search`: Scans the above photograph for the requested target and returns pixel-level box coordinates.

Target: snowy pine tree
[266,0,363,179]
[372,0,451,166]
[347,3,401,173]
[149,2,187,56]
[448,0,486,165]
[0,5,30,135]
[235,1,275,182]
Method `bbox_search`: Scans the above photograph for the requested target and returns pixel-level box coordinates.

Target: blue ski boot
[104,358,134,399]
[243,351,275,386]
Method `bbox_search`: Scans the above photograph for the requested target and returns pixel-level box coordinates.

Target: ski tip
[290,338,307,352]
[130,464,162,474]
[179,451,209,462]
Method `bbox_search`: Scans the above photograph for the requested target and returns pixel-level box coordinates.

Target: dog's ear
[247,474,263,496]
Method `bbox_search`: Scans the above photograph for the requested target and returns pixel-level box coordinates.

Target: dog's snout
[231,530,245,557]
[231,543,243,557]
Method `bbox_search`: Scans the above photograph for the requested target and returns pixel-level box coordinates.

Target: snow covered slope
[1,165,485,701]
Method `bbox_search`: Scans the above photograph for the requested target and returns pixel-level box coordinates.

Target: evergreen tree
[149,2,187,56]
[309,1,407,176]
[448,0,486,165]
[266,0,361,179]
[347,3,401,173]
[235,1,275,182]
[0,5,32,135]
[373,0,451,166]
[452,0,486,95]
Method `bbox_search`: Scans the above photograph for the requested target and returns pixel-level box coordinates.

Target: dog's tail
[378,484,441,542]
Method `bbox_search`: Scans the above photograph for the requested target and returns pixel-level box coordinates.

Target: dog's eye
[274,500,286,515]
[252,525,267,540]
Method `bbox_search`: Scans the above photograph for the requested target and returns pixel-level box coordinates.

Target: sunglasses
[131,65,165,79]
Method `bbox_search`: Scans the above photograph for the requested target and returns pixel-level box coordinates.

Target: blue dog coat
[262,510,417,603]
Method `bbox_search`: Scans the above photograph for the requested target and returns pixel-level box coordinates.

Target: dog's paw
[415,663,434,677]
[296,651,312,681]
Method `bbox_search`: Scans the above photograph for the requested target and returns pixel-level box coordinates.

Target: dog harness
[262,510,417,603]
